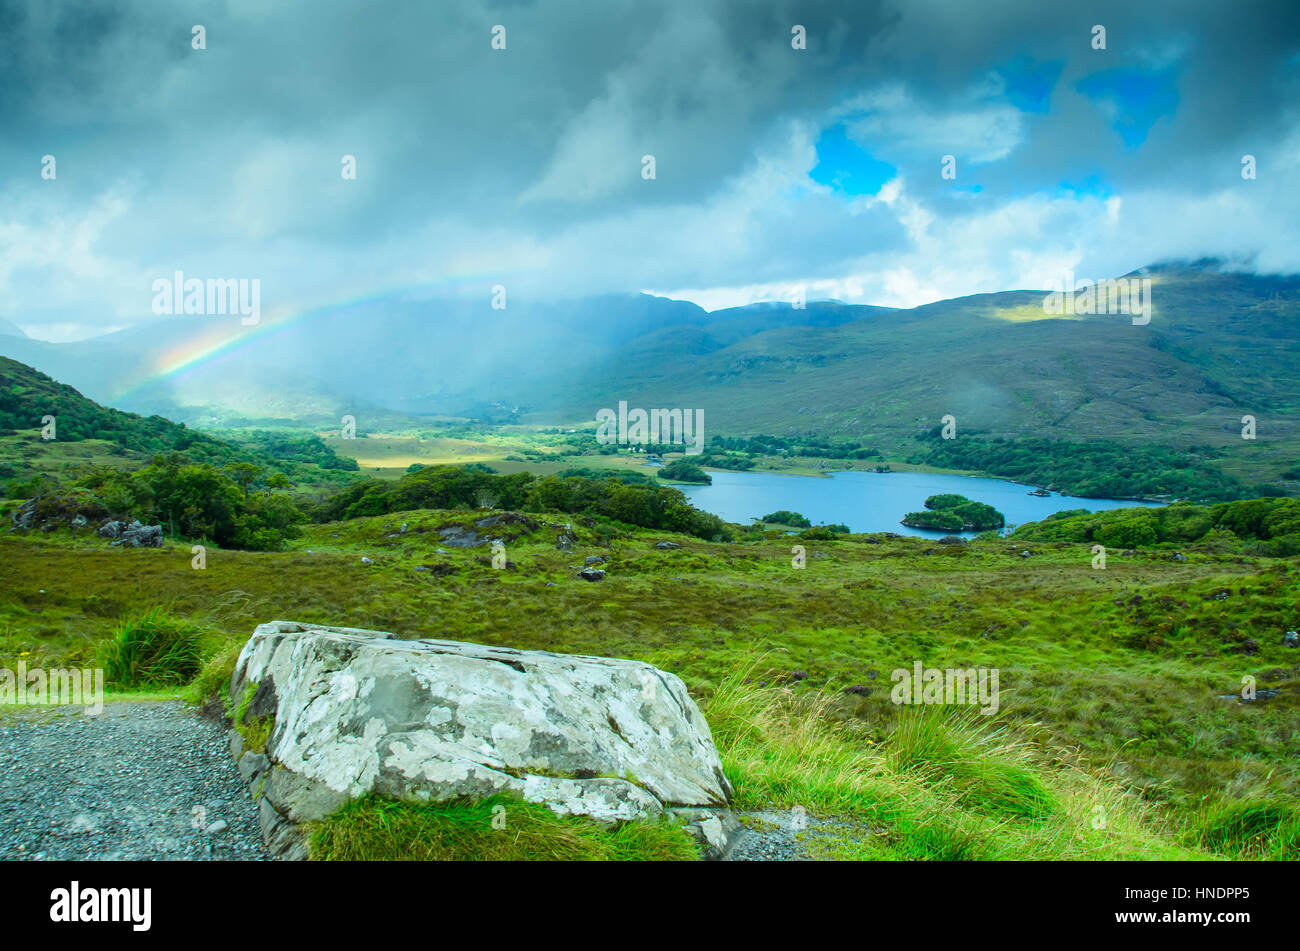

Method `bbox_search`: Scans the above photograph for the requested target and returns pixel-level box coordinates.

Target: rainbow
[110,277,494,406]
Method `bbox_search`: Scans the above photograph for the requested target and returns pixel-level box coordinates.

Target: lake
[675,468,1163,538]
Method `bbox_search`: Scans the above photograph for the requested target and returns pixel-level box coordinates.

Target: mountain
[2,264,1297,484]
[0,354,234,456]
[0,318,26,338]
[0,356,356,481]
[513,265,1300,485]
[0,294,711,427]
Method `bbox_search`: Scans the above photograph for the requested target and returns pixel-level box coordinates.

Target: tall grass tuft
[184,640,245,706]
[885,706,1056,819]
[100,608,204,687]
[1192,796,1300,860]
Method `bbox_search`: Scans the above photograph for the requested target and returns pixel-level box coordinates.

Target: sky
[1,0,1298,341]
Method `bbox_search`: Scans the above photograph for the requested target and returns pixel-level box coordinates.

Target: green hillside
[0,355,237,461]
[516,266,1300,491]
[0,356,358,483]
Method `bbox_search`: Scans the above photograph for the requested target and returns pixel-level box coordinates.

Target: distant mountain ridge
[2,265,1297,486]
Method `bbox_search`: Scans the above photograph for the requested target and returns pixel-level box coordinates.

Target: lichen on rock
[226,620,735,859]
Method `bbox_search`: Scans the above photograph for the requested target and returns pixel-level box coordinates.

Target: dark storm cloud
[0,0,1296,337]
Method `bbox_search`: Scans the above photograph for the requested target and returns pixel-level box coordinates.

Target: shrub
[763,510,811,528]
[1094,511,1160,548]
[100,608,204,687]
[923,494,968,510]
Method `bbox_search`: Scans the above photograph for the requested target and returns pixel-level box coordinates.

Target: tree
[224,461,264,499]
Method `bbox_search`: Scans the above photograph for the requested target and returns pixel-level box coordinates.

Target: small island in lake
[902,493,1006,531]
[656,459,712,484]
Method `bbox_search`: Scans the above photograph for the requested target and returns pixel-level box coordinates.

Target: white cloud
[837,83,1027,165]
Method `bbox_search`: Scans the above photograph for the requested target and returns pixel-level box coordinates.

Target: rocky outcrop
[99,519,164,547]
[227,621,734,860]
[10,499,37,531]
[8,502,161,545]
[436,525,488,548]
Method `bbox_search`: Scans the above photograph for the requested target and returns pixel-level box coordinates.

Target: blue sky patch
[810,123,897,195]
[1076,68,1179,148]
[998,58,1063,113]
[1056,174,1112,199]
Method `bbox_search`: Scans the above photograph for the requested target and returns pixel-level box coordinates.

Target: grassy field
[2,503,1297,859]
[311,424,969,482]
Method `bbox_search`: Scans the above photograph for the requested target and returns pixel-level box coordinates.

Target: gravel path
[0,701,268,861]
[724,809,849,861]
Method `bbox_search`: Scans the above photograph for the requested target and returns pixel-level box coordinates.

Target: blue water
[675,468,1163,538]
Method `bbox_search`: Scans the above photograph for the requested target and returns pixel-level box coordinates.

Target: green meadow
[2,503,1296,860]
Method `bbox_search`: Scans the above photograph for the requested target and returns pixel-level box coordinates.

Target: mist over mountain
[3,263,1295,466]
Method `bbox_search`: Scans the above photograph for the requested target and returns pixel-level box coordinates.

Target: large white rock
[228,621,733,858]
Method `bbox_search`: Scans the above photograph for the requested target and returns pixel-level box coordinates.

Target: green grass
[703,662,1202,860]
[308,793,701,861]
[3,504,1298,859]
[98,608,205,687]
[1191,796,1300,860]
[185,640,244,706]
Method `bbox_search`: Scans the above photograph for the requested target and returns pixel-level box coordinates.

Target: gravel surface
[0,701,269,861]
[725,809,828,861]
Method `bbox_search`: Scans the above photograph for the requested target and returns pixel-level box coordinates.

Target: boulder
[10,499,37,530]
[98,518,162,547]
[474,513,538,533]
[414,562,457,577]
[577,567,606,581]
[115,523,163,548]
[437,525,486,548]
[227,621,733,859]
[1284,631,1298,648]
